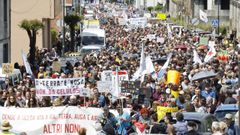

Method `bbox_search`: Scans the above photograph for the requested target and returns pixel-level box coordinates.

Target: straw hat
[0,120,12,130]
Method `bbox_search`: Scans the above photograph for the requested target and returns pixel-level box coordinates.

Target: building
[169,0,230,25]
[0,0,10,64]
[11,0,62,64]
[230,0,240,38]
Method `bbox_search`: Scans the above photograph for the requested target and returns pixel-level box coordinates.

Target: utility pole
[62,0,66,56]
[218,0,220,34]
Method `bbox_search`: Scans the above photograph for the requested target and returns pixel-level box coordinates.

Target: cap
[225,113,233,119]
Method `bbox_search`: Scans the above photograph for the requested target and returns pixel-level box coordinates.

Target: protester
[184,121,200,135]
[0,121,15,135]
[173,112,188,135]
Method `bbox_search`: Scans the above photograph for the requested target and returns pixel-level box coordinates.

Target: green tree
[19,19,43,66]
[155,3,163,11]
[64,14,82,52]
[51,28,58,46]
[147,6,154,13]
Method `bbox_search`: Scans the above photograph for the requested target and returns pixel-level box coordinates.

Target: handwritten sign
[2,63,14,74]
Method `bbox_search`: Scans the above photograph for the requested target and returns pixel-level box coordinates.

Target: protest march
[0,1,239,135]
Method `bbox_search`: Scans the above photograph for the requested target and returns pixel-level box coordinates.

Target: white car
[79,45,102,57]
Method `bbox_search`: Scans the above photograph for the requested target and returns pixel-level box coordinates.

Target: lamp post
[218,0,220,34]
[62,0,66,56]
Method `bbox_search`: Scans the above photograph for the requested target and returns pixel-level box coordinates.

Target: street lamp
[218,0,220,34]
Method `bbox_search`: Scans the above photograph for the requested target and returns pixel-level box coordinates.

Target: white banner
[35,78,85,96]
[97,81,112,93]
[21,51,33,75]
[101,70,113,81]
[129,17,147,28]
[0,107,131,135]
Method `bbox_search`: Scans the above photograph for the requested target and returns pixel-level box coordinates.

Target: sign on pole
[2,63,14,74]
[212,19,219,28]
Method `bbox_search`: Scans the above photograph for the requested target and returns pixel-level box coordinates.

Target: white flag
[199,10,208,23]
[112,68,120,97]
[167,24,172,38]
[204,41,216,63]
[157,53,172,80]
[132,44,146,80]
[21,51,33,75]
[193,50,203,65]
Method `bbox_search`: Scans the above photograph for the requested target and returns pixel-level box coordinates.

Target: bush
[51,29,58,45]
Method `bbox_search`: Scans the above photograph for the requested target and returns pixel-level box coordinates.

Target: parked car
[214,104,238,121]
[182,112,217,135]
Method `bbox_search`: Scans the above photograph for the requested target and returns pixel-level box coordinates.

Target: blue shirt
[117,112,131,135]
[201,90,216,99]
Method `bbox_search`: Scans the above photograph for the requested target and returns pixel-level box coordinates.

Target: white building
[0,0,10,64]
[230,0,240,38]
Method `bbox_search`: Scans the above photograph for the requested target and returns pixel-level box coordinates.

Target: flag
[21,51,33,76]
[204,41,216,63]
[112,68,120,97]
[132,44,146,80]
[145,56,157,79]
[139,43,146,73]
[167,24,172,38]
[199,9,208,23]
[193,50,203,65]
[157,53,172,80]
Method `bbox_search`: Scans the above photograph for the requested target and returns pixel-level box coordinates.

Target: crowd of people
[0,2,240,135]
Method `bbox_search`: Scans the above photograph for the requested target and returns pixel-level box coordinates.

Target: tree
[64,14,82,52]
[155,3,163,11]
[147,6,154,13]
[19,19,43,66]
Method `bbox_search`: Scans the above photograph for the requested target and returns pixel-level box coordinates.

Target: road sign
[212,19,219,27]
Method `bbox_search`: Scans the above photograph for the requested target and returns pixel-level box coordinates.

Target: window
[203,0,208,10]
[221,0,230,10]
[3,43,8,63]
[3,0,7,22]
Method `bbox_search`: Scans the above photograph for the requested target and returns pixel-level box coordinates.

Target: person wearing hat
[0,120,15,135]
[184,121,200,135]
[224,113,235,135]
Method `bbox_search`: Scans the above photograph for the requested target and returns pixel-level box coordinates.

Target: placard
[121,81,140,94]
[35,78,85,96]
[157,106,178,121]
[52,61,61,72]
[97,81,112,93]
[2,63,14,74]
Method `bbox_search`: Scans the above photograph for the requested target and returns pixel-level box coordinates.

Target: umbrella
[175,44,188,49]
[198,45,208,50]
[191,70,217,81]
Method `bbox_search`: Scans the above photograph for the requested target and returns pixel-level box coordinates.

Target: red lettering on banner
[43,124,62,134]
[36,89,46,95]
[74,114,86,120]
[2,114,15,120]
[91,115,97,121]
[22,115,35,120]
[64,124,80,133]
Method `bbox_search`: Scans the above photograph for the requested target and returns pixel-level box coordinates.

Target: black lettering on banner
[35,80,39,86]
[64,80,67,86]
[57,81,60,86]
[46,80,49,87]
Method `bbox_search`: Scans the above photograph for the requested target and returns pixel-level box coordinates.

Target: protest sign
[121,81,140,94]
[35,78,85,96]
[80,88,91,97]
[112,70,129,81]
[146,34,156,41]
[101,70,113,81]
[157,106,178,121]
[97,81,112,93]
[52,61,61,72]
[1,63,14,74]
[0,107,131,135]
[198,37,209,46]
[129,17,147,28]
[157,13,167,20]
